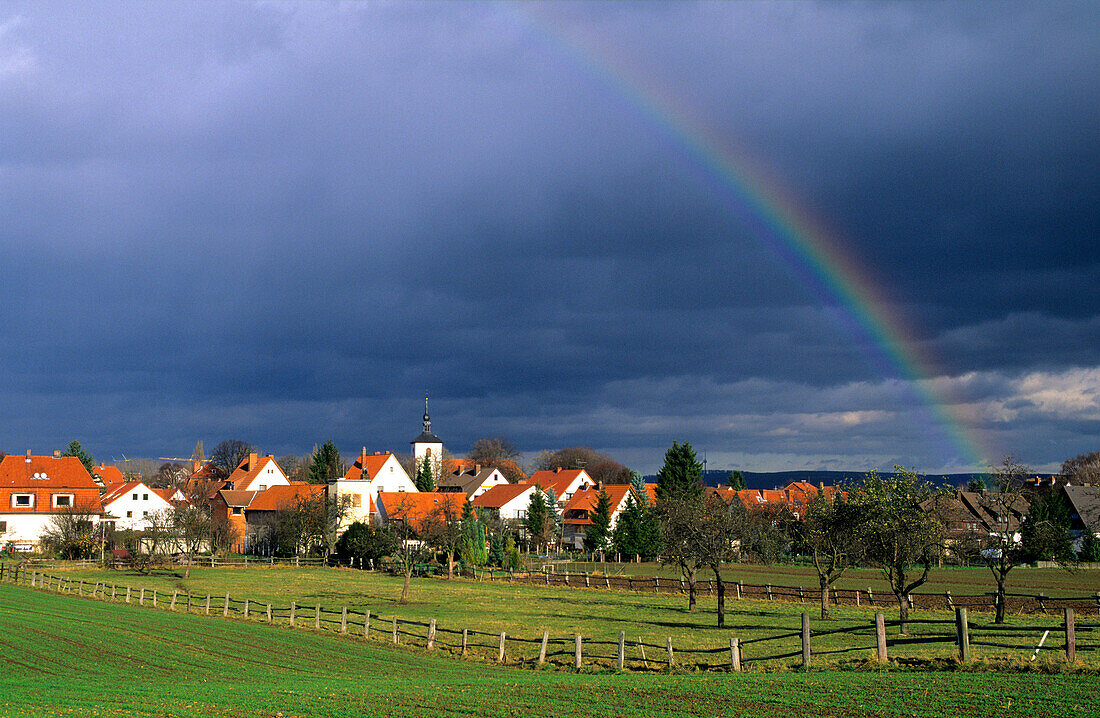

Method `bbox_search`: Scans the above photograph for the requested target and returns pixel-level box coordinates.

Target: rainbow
[508,5,992,471]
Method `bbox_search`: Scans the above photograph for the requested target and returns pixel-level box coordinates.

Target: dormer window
[52,494,73,508]
[12,494,33,508]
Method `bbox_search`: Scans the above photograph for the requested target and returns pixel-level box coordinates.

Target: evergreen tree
[488,530,506,567]
[415,455,435,492]
[612,494,643,556]
[1020,490,1074,562]
[584,489,613,555]
[307,440,344,484]
[654,441,703,503]
[544,487,563,539]
[459,501,487,566]
[630,471,648,508]
[63,440,95,476]
[726,470,746,491]
[1079,531,1100,563]
[524,490,550,551]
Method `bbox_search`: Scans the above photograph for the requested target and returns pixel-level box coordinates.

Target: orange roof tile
[226,454,285,491]
[343,451,397,481]
[523,469,590,497]
[562,485,633,524]
[247,484,325,512]
[0,455,104,514]
[92,464,126,485]
[472,483,537,509]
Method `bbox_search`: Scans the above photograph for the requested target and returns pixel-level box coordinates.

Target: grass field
[25,565,1100,668]
[1,582,1098,718]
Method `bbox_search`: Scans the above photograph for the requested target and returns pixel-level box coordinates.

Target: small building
[472,483,541,522]
[100,481,183,531]
[437,464,510,500]
[226,452,290,492]
[561,484,636,550]
[91,464,125,487]
[0,451,105,550]
[376,491,465,534]
[341,449,417,510]
[523,468,593,505]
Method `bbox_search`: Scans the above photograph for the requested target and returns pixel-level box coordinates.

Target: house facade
[472,483,540,522]
[561,484,635,550]
[101,481,181,531]
[0,451,105,550]
[523,469,593,505]
[438,465,510,500]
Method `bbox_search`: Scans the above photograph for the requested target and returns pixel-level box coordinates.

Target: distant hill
[644,469,1057,491]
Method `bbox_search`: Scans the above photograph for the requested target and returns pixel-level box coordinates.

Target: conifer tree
[584,489,613,556]
[415,455,435,492]
[654,441,703,503]
[488,530,506,567]
[524,490,550,552]
[307,440,343,484]
[630,471,648,508]
[544,487,563,542]
[63,440,95,476]
[726,470,747,491]
[460,500,487,566]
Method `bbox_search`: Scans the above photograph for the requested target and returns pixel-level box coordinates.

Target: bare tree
[1062,451,1100,484]
[210,439,254,476]
[41,501,100,559]
[800,490,862,619]
[173,505,213,579]
[694,492,741,627]
[387,494,431,603]
[656,494,704,612]
[422,500,463,579]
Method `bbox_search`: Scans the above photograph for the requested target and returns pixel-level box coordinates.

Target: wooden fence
[463,567,1100,614]
[2,562,1095,672]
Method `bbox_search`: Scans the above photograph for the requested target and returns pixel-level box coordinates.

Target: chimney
[248,452,257,469]
[26,449,32,463]
[475,464,482,474]
[361,447,367,463]
[597,480,604,492]
[53,450,61,458]
[267,453,274,458]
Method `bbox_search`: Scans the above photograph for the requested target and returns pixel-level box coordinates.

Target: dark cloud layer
[1,2,1097,473]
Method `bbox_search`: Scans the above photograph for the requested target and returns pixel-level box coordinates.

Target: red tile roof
[344,451,397,481]
[226,454,285,491]
[377,491,465,530]
[92,464,125,485]
[523,469,591,497]
[471,483,537,509]
[247,484,325,511]
[0,455,104,514]
[562,485,634,525]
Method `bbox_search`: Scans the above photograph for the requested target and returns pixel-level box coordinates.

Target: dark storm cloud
[0,2,1097,472]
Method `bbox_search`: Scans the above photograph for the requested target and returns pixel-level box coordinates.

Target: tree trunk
[895,590,909,634]
[184,553,192,580]
[995,578,1007,624]
[819,574,830,620]
[447,552,455,580]
[687,566,697,612]
[400,568,411,604]
[714,568,726,628]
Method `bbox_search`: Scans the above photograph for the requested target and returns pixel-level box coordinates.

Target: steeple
[422,396,431,434]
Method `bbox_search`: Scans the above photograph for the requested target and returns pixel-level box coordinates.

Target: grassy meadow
[2,582,1098,718]
[20,563,1100,668]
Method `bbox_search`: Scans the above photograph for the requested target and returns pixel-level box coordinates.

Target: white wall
[103,485,174,531]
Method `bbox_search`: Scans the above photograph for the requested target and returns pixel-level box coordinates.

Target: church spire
[422,396,431,433]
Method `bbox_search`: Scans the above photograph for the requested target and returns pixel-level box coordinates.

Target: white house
[0,451,105,550]
[100,481,184,531]
[472,483,541,522]
[227,453,290,492]
[339,449,417,526]
[561,484,637,550]
[437,465,510,500]
[523,468,593,505]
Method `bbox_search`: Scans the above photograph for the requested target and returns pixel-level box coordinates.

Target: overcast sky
[1,2,1097,474]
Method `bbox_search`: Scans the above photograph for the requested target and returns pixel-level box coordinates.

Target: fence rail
[0,561,1087,674]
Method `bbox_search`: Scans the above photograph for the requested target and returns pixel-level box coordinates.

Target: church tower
[411,397,443,464]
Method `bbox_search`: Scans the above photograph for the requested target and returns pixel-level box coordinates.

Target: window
[0,521,6,532]
[12,494,33,508]
[142,511,149,517]
[142,494,149,501]
[232,507,242,515]
[132,493,138,500]
[352,494,361,508]
[126,511,133,518]
[53,494,72,507]
[258,484,266,491]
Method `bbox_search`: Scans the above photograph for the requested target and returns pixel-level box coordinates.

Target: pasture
[21,563,1100,669]
[1,582,1097,718]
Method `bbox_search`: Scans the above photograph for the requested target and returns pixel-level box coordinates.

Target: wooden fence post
[605,576,610,589]
[855,589,860,607]
[78,579,84,596]
[666,637,675,669]
[170,590,177,611]
[267,604,273,623]
[875,613,887,662]
[186,592,191,612]
[735,582,742,600]
[1065,607,1076,662]
[801,612,811,666]
[639,639,649,669]
[766,584,772,601]
[392,616,398,644]
[867,587,875,606]
[538,631,548,664]
[152,590,158,608]
[341,607,348,634]
[654,577,659,593]
[799,586,805,603]
[463,628,469,655]
[574,634,583,669]
[730,637,741,672]
[223,592,230,617]
[125,586,131,604]
[617,630,625,670]
[427,618,435,648]
[139,588,145,606]
[945,591,953,609]
[498,631,507,662]
[364,610,370,638]
[584,573,590,588]
[955,607,970,661]
[243,599,249,618]
[289,601,296,627]
[315,604,320,629]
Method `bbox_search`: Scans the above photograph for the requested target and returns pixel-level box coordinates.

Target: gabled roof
[343,451,397,481]
[0,454,100,489]
[472,483,537,509]
[523,469,591,498]
[247,484,325,512]
[377,492,464,530]
[153,487,192,507]
[437,468,506,497]
[92,464,125,485]
[226,454,284,491]
[562,485,634,525]
[188,461,220,480]
[101,481,148,504]
[218,490,259,508]
[1063,485,1100,530]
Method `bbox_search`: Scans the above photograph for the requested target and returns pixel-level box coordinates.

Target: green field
[1,582,1098,718]
[21,565,1100,668]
